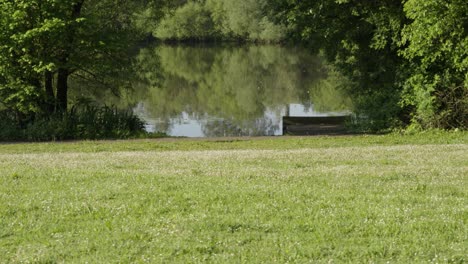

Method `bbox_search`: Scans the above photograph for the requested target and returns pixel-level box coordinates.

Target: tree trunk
[54,0,85,112]
[45,71,55,113]
[56,68,69,112]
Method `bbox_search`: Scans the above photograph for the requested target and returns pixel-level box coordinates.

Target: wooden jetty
[282,116,351,135]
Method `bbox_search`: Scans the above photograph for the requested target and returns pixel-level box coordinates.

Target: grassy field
[0,132,467,263]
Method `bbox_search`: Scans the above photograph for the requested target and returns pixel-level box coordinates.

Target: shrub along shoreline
[0,104,164,142]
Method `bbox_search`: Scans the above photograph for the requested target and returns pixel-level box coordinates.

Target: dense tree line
[270,0,467,129]
[150,0,287,42]
[149,0,467,129]
[0,0,466,138]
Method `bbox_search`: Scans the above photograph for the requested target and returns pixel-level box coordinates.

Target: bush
[155,2,219,41]
[0,104,153,142]
[0,110,21,140]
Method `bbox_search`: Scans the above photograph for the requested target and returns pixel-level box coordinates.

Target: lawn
[0,132,467,263]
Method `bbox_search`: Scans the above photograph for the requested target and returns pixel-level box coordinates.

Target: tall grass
[0,104,150,141]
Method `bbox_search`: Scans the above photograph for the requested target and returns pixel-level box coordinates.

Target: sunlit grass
[0,132,467,263]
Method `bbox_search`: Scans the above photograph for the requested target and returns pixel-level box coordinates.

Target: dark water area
[73,44,353,137]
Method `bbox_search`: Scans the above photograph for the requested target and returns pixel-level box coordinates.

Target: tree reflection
[202,117,279,137]
[133,44,352,136]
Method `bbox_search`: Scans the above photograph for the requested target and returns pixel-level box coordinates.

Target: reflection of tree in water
[137,45,325,117]
[67,43,353,136]
[133,44,351,136]
[202,118,278,137]
[152,117,173,134]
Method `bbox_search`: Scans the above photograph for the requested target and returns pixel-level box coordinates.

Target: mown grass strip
[0,130,466,154]
[0,133,466,262]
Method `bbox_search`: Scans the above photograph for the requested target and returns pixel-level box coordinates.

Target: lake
[75,44,353,137]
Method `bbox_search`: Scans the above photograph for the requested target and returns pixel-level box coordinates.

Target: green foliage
[155,2,217,41]
[0,0,147,114]
[400,0,468,129]
[211,0,286,41]
[0,0,161,138]
[0,0,50,113]
[0,104,147,141]
[152,0,287,42]
[309,66,353,112]
[270,0,407,131]
[0,110,20,140]
[2,0,465,135]
[271,0,467,130]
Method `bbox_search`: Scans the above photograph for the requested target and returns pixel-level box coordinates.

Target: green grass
[0,131,467,263]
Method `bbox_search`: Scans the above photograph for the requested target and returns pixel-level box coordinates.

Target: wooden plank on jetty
[282,116,351,135]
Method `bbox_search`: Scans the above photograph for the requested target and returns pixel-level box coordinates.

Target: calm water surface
[85,44,352,137]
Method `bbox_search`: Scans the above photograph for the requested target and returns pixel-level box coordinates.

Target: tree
[270,0,409,129]
[401,0,468,128]
[154,1,217,41]
[270,0,466,129]
[0,0,150,117]
[151,0,287,42]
